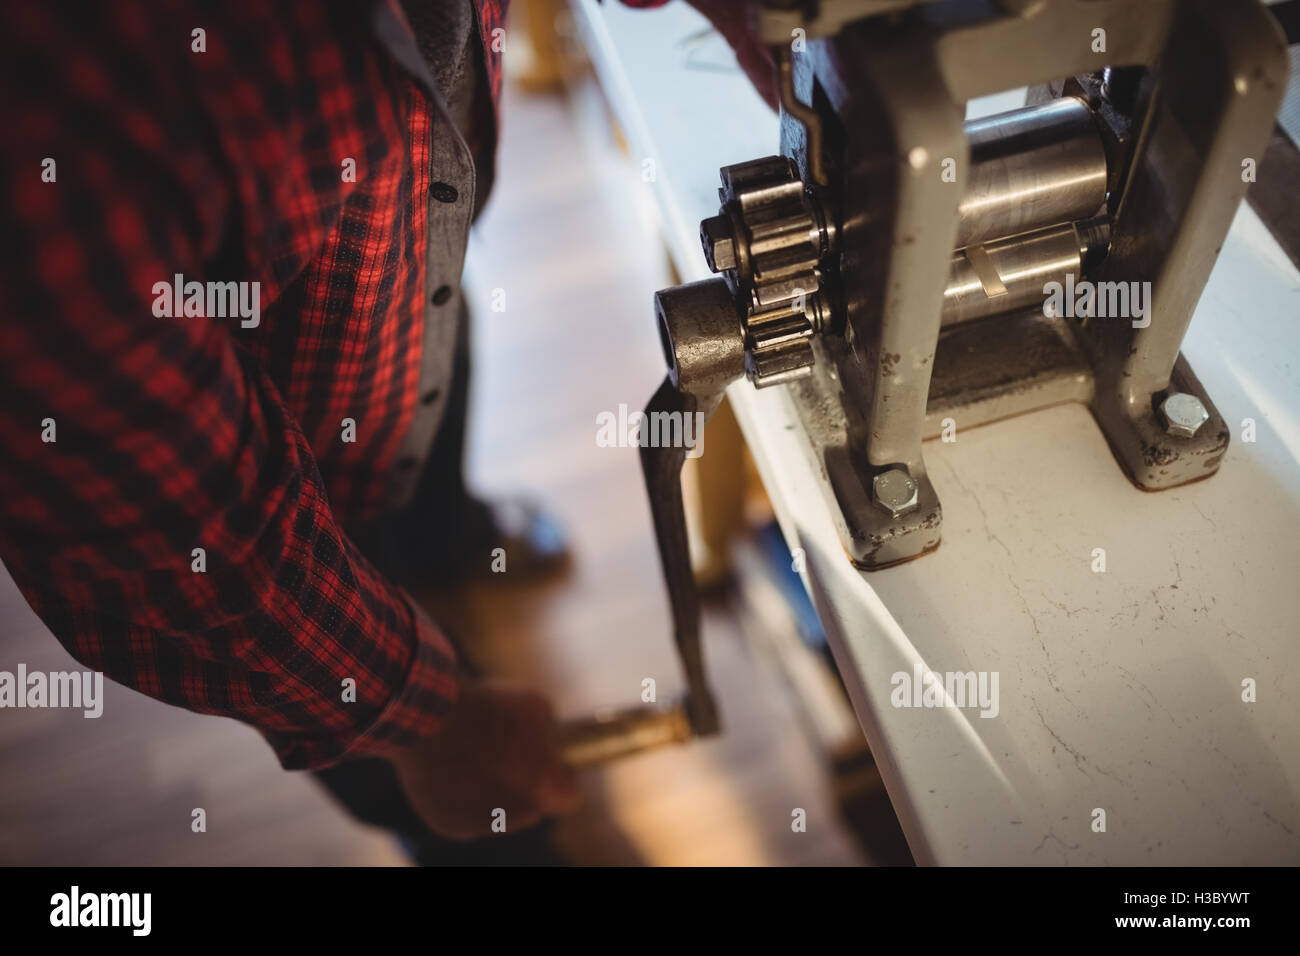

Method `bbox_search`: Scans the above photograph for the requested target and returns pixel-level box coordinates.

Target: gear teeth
[711,156,826,389]
[748,339,816,387]
[746,303,815,388]
[747,305,814,349]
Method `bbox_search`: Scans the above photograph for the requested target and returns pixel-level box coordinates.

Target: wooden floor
[0,78,863,866]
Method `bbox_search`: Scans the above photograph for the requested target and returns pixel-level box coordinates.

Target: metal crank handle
[633,277,747,745]
[557,700,693,769]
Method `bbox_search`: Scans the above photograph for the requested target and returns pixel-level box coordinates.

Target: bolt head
[872,468,919,519]
[1160,392,1209,439]
[701,216,736,273]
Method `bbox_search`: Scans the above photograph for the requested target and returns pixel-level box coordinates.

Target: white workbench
[577,0,1300,865]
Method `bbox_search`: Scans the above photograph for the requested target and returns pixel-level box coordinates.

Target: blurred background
[0,0,910,866]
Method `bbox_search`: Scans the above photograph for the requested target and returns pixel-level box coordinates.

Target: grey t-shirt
[369,0,491,511]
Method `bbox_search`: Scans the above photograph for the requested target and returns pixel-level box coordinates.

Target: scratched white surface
[578,0,1300,863]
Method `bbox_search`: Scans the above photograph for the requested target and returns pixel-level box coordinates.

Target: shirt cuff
[333,594,460,764]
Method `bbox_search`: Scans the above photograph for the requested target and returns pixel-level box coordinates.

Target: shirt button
[430,284,452,306]
[397,456,419,471]
[430,182,458,203]
[421,387,441,405]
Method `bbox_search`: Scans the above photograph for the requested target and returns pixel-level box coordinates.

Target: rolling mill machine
[568,0,1290,763]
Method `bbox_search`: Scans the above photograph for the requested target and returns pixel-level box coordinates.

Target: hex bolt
[872,468,919,519]
[1160,392,1209,439]
[700,215,737,273]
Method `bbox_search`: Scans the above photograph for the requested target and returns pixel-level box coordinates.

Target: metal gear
[699,156,834,388]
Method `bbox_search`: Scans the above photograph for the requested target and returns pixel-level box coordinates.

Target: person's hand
[687,0,779,110]
[389,678,579,841]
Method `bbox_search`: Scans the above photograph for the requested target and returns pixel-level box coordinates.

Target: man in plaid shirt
[0,0,773,858]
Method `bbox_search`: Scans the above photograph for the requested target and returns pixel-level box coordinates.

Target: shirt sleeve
[0,0,458,770]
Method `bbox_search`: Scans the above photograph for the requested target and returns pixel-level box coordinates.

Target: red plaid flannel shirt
[0,0,665,769]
